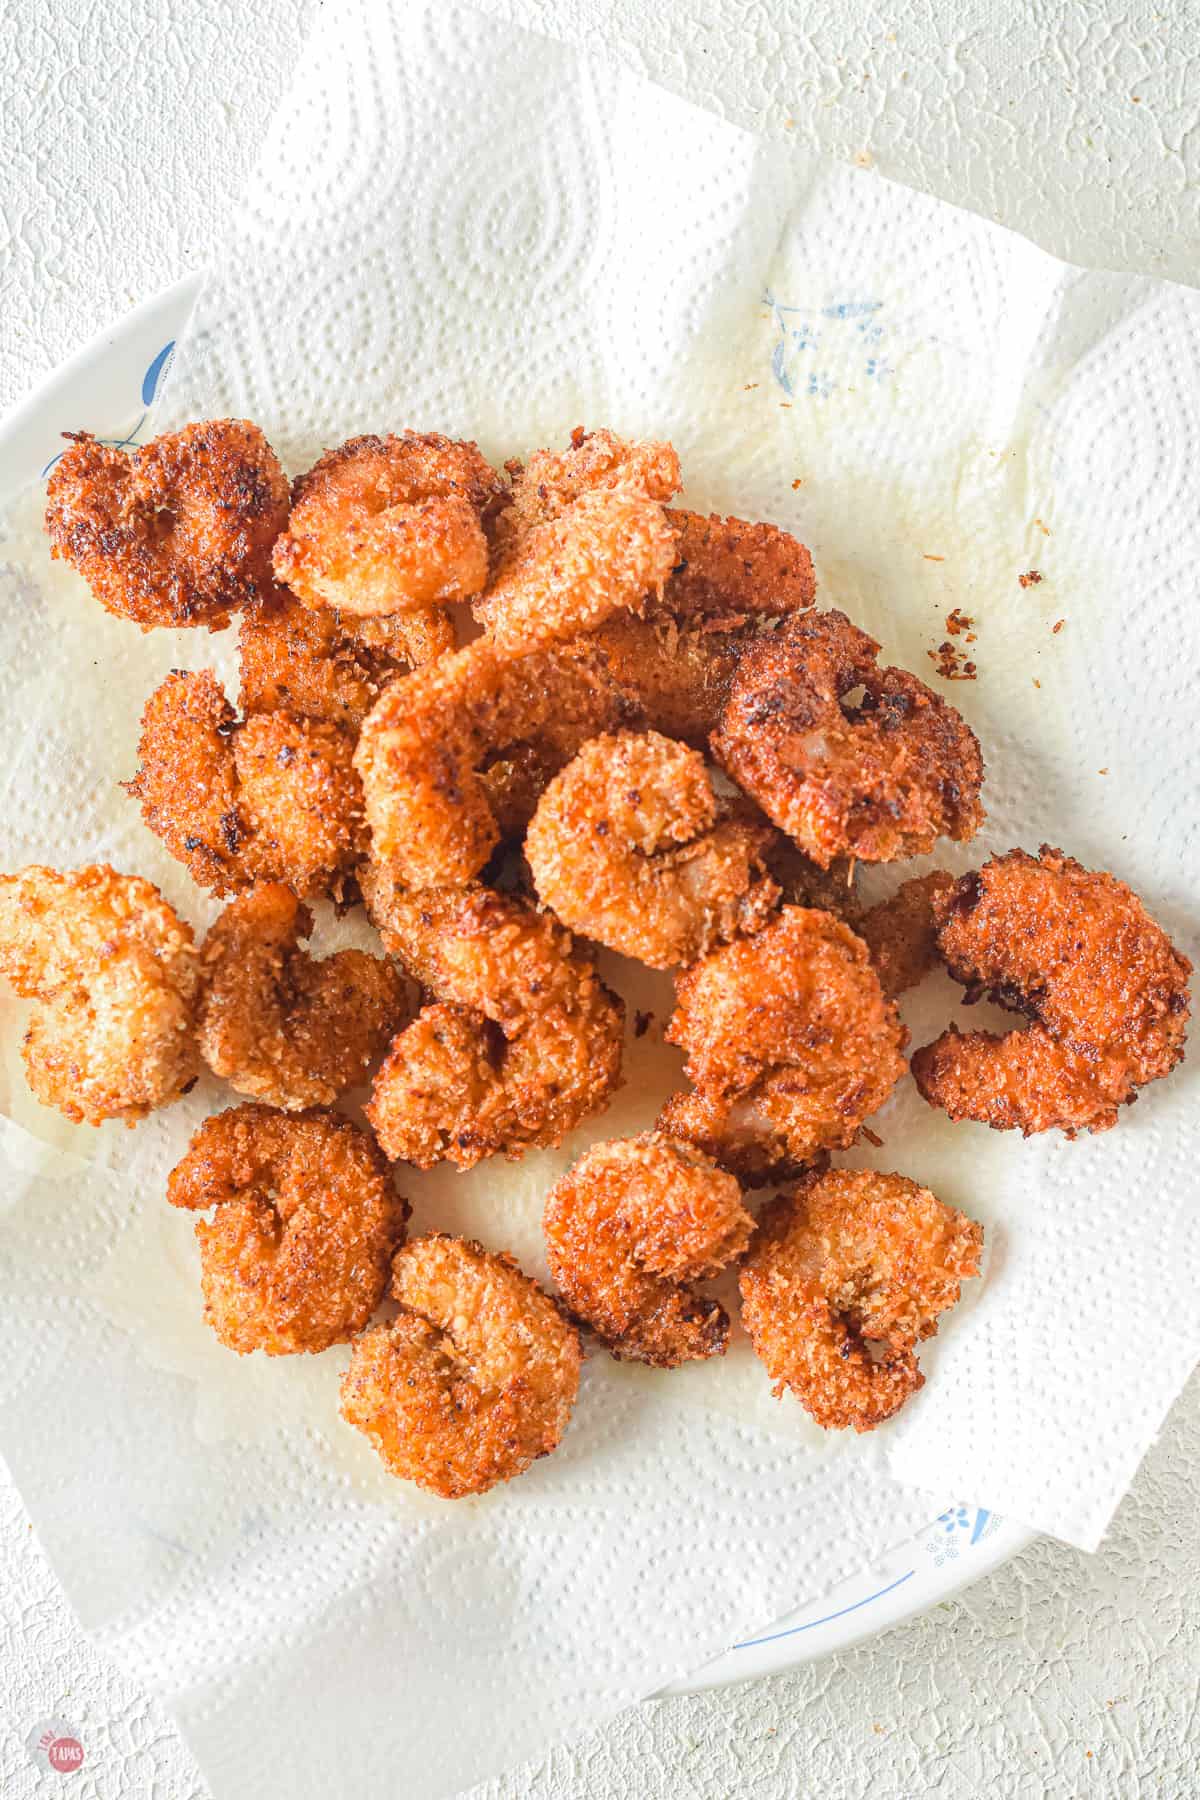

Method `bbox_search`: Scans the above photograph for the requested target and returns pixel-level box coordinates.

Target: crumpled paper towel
[1,0,1199,1794]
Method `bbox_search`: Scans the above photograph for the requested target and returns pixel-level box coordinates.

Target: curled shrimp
[363,872,624,1167]
[45,421,289,630]
[197,884,409,1110]
[128,670,367,899]
[658,906,907,1184]
[911,846,1192,1136]
[238,587,456,728]
[272,432,502,616]
[858,871,956,999]
[0,864,199,1126]
[474,428,681,652]
[712,609,985,867]
[340,1233,581,1498]
[168,1104,405,1355]
[526,729,780,968]
[739,1168,983,1431]
[649,507,816,623]
[594,613,765,749]
[353,636,633,889]
[543,1132,753,1367]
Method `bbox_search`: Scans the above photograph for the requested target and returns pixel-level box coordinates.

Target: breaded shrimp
[128,670,367,899]
[593,613,761,748]
[658,906,907,1183]
[363,873,624,1167]
[273,432,502,615]
[197,884,409,1110]
[168,1105,404,1355]
[911,846,1192,1136]
[650,508,817,623]
[858,871,956,999]
[543,1132,753,1366]
[526,730,779,968]
[740,1169,983,1431]
[0,864,199,1126]
[492,426,681,552]
[45,421,288,630]
[340,1234,581,1498]
[354,636,634,889]
[238,587,456,727]
[713,609,985,866]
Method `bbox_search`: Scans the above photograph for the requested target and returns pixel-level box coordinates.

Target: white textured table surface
[2,3,1198,1795]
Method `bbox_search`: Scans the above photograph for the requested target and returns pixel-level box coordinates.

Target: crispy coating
[363,874,624,1167]
[543,1132,753,1367]
[476,428,682,652]
[739,1169,983,1431]
[659,906,907,1183]
[0,864,199,1126]
[197,884,409,1110]
[650,508,816,623]
[273,432,502,615]
[713,609,985,867]
[238,587,456,727]
[340,1234,581,1498]
[45,421,288,630]
[128,670,367,899]
[526,730,780,968]
[858,871,955,999]
[593,613,761,749]
[168,1104,404,1355]
[354,636,635,888]
[911,846,1192,1136]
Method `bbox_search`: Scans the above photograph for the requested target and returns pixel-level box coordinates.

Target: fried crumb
[1052,618,1065,634]
[928,640,977,681]
[1019,569,1043,588]
[1033,678,1042,689]
[792,478,804,490]
[1034,518,1050,535]
[923,553,945,562]
[861,1125,883,1148]
[743,384,759,391]
[1099,767,1108,775]
[945,607,973,636]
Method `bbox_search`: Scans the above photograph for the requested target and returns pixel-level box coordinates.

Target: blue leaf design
[141,341,175,407]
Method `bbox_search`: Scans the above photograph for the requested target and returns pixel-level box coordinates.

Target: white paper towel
[1,2,1198,1794]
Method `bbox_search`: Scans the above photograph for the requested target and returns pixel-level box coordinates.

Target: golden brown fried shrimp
[197,884,409,1110]
[168,1104,404,1355]
[543,1132,753,1367]
[526,730,779,968]
[128,670,367,899]
[45,421,288,630]
[354,636,634,888]
[273,432,502,616]
[0,864,199,1126]
[363,874,624,1167]
[340,1234,581,1498]
[238,587,456,727]
[858,871,955,999]
[739,1169,983,1431]
[713,609,985,867]
[650,508,816,623]
[593,613,759,748]
[493,426,681,551]
[658,906,907,1183]
[911,846,1192,1136]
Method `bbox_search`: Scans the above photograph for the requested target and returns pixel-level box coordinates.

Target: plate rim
[0,277,1036,1692]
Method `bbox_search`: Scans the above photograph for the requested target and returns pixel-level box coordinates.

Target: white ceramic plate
[0,280,1035,1690]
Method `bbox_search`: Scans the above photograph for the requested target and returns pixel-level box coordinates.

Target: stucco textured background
[1,1,1197,1794]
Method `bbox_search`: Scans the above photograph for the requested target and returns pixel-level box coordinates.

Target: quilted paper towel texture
[0,1,1198,1796]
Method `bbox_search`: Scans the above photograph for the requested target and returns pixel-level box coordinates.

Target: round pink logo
[26,1717,85,1777]
[48,1737,84,1773]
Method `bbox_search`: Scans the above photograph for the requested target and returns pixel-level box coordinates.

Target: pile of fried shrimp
[0,418,1186,1498]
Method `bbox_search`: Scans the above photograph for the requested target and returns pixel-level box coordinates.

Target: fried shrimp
[858,871,955,999]
[650,508,816,623]
[739,1169,983,1431]
[168,1105,403,1355]
[238,587,456,727]
[713,609,985,867]
[340,1234,581,1498]
[0,864,199,1126]
[129,670,366,899]
[475,428,682,652]
[197,884,408,1110]
[363,874,624,1167]
[911,846,1192,1136]
[272,432,502,616]
[658,906,907,1183]
[526,730,779,968]
[543,1133,753,1366]
[354,636,633,888]
[45,421,289,630]
[593,614,760,748]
